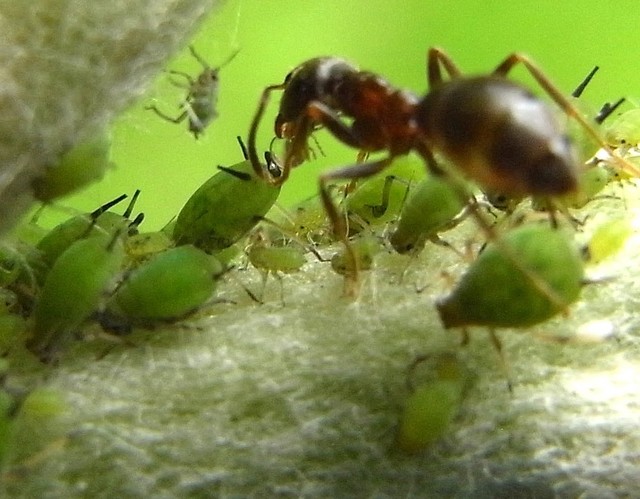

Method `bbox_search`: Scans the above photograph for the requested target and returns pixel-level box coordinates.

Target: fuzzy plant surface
[0,0,221,232]
[2,183,640,498]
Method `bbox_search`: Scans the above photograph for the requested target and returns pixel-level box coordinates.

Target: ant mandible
[247,48,639,294]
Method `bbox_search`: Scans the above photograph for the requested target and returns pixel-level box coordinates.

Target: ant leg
[426,47,464,87]
[319,157,394,296]
[248,83,287,183]
[306,102,371,149]
[146,104,188,124]
[493,53,640,178]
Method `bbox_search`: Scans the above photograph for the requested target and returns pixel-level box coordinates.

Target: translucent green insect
[605,108,640,148]
[103,245,225,329]
[124,230,174,267]
[172,138,281,252]
[330,234,381,277]
[31,131,113,202]
[277,193,334,247]
[27,230,126,360]
[396,353,467,453]
[344,154,425,231]
[146,45,238,139]
[582,217,632,264]
[389,173,467,254]
[436,224,584,329]
[244,226,308,303]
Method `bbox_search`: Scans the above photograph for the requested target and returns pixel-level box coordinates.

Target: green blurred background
[56,0,640,230]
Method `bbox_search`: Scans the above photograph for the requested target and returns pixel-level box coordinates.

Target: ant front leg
[493,53,640,178]
[319,157,393,297]
[426,47,464,86]
[248,83,287,184]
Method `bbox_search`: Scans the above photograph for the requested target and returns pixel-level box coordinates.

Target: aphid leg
[166,70,195,88]
[487,328,513,393]
[492,53,640,178]
[319,157,393,297]
[247,83,287,183]
[145,104,188,125]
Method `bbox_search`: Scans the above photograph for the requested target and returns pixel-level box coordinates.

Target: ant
[247,48,640,295]
[146,45,238,139]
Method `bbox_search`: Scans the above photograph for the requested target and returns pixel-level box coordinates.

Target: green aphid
[389,174,466,254]
[32,131,113,202]
[35,191,141,280]
[105,245,224,325]
[583,217,632,264]
[248,245,307,275]
[28,232,125,358]
[605,108,640,147]
[280,193,334,246]
[345,154,425,229]
[396,354,467,453]
[437,224,584,329]
[330,235,380,276]
[173,147,281,252]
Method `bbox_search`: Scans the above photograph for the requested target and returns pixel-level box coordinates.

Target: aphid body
[147,46,237,138]
[436,224,584,329]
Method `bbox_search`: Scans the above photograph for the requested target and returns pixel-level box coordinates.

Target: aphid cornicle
[146,45,238,139]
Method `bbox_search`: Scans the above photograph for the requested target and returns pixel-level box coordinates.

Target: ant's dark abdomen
[417,77,579,196]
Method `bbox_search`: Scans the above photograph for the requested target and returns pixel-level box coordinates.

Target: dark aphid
[146,45,238,139]
[172,138,281,253]
[436,224,584,329]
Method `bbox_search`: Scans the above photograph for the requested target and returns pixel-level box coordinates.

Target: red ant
[247,48,639,295]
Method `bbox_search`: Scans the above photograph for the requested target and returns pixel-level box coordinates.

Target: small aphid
[605,108,640,148]
[344,154,425,231]
[330,234,381,277]
[103,245,224,328]
[32,131,113,203]
[436,224,584,329]
[146,45,238,138]
[245,227,307,303]
[389,173,467,254]
[172,138,281,253]
[396,353,467,453]
[582,217,632,264]
[124,231,174,267]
